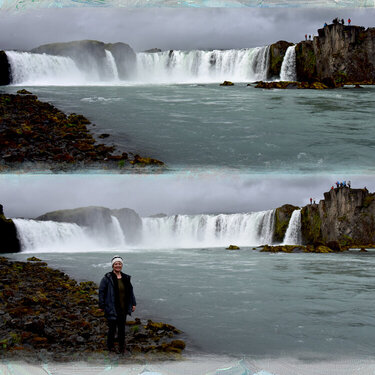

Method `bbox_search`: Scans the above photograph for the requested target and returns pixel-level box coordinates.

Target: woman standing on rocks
[99,256,136,353]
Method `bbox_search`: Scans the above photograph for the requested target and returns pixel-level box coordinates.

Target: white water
[104,49,120,81]
[13,210,276,252]
[279,45,297,81]
[13,217,127,252]
[5,51,87,85]
[6,47,270,85]
[282,209,302,245]
[142,210,275,248]
[110,215,126,246]
[135,47,270,83]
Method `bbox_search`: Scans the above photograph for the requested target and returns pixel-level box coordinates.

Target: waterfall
[5,51,87,85]
[13,218,127,252]
[104,50,119,81]
[110,216,126,247]
[135,47,270,84]
[13,218,96,253]
[279,45,297,81]
[13,210,276,252]
[141,210,275,248]
[282,209,302,245]
[6,47,270,85]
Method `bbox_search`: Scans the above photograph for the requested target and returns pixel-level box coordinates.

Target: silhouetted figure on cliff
[348,18,351,25]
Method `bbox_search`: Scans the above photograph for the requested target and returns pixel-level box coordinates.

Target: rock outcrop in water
[31,40,136,80]
[0,205,20,254]
[295,23,375,83]
[37,206,143,244]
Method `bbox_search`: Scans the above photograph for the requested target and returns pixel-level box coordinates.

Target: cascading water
[141,210,275,248]
[5,51,87,85]
[13,218,95,252]
[104,50,120,81]
[135,47,270,83]
[13,210,276,252]
[279,45,297,81]
[5,47,270,85]
[110,216,126,247]
[13,218,127,252]
[282,209,302,245]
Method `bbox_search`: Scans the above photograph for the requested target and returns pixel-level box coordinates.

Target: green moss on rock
[274,204,300,243]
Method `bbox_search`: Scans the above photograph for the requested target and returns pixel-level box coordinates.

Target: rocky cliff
[31,40,136,80]
[296,23,375,83]
[0,204,20,253]
[300,187,375,245]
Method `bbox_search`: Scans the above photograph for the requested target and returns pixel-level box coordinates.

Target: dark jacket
[99,271,136,320]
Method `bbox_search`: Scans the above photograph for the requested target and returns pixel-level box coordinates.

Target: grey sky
[1,8,375,52]
[1,173,373,218]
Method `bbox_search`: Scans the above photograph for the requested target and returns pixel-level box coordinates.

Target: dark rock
[273,204,300,243]
[300,187,375,246]
[220,81,234,86]
[98,133,110,139]
[0,204,21,253]
[268,40,294,79]
[296,24,375,83]
[0,51,11,85]
[16,89,33,95]
[226,245,240,250]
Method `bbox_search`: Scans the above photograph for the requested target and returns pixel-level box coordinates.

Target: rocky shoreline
[0,256,186,363]
[0,91,164,171]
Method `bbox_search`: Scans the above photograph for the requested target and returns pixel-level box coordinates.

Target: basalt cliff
[269,23,375,84]
[275,187,375,247]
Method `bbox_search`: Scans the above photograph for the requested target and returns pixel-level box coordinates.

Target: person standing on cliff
[348,18,351,25]
[99,256,136,353]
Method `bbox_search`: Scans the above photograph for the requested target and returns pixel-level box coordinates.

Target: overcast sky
[1,173,374,218]
[1,8,375,52]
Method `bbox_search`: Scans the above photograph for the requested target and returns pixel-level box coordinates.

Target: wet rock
[226,245,240,250]
[220,81,234,86]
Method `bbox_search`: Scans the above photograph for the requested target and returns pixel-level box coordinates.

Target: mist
[1,8,375,52]
[1,173,373,218]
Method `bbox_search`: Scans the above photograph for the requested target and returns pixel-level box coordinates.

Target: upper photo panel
[1,7,375,174]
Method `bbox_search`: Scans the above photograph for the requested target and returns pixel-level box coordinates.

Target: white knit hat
[111,256,123,266]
